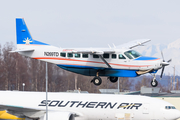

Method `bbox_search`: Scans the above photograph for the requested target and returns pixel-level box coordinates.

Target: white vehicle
[12,18,171,87]
[0,91,179,120]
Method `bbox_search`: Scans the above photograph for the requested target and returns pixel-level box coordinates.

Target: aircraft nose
[173,110,180,119]
[156,58,163,68]
[161,61,169,66]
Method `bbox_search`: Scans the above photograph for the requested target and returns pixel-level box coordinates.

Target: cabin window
[60,52,66,57]
[103,54,109,58]
[93,55,99,58]
[82,54,88,58]
[119,54,126,59]
[75,53,80,58]
[67,53,73,57]
[111,54,117,59]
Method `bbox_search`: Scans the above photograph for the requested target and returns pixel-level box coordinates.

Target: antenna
[112,43,116,48]
[108,44,111,49]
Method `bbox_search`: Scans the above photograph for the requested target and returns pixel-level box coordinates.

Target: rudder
[16,18,49,45]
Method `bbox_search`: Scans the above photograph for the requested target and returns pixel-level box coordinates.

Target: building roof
[99,87,180,97]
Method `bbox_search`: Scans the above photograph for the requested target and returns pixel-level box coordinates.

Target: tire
[92,76,102,86]
[109,77,118,83]
[151,80,158,87]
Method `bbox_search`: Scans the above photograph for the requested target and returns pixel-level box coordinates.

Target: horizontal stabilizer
[9,49,34,53]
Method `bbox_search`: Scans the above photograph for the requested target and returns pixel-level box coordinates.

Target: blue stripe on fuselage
[135,56,159,61]
[57,64,158,77]
[57,64,138,77]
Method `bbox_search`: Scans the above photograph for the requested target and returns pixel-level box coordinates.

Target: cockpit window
[124,51,133,59]
[124,50,141,59]
[165,106,176,109]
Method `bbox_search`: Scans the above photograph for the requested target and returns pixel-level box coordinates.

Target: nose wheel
[151,78,158,87]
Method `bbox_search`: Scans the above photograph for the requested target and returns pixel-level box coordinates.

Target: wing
[116,39,151,49]
[72,49,115,55]
[0,104,81,120]
[67,39,150,54]
[0,104,44,118]
[62,39,150,68]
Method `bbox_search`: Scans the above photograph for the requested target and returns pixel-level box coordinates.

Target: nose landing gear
[151,78,158,87]
[150,74,158,87]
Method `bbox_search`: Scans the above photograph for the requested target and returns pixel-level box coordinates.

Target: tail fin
[16,18,49,45]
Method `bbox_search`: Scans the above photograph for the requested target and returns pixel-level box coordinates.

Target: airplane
[11,18,171,87]
[0,91,180,120]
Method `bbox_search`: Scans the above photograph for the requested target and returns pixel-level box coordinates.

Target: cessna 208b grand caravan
[0,91,180,120]
[12,18,171,87]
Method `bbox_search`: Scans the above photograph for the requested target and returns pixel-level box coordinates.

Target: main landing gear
[91,72,118,86]
[91,76,102,86]
[91,72,159,87]
[150,74,158,87]
[91,72,102,86]
[108,77,118,83]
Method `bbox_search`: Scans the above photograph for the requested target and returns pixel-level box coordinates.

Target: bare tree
[1,42,16,90]
[134,76,151,91]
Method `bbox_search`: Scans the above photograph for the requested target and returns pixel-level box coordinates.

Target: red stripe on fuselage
[33,57,152,67]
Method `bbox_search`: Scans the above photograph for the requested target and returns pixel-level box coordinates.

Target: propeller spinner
[160,51,172,78]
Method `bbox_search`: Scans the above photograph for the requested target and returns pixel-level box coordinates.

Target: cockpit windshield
[124,50,141,59]
[165,106,176,109]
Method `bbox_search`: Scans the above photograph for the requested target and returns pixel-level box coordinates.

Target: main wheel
[151,80,158,87]
[91,76,102,86]
[109,77,118,83]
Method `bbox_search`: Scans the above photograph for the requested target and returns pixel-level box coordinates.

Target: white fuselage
[18,45,163,77]
[0,91,179,120]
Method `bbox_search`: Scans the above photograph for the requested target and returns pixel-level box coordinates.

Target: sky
[1,0,180,48]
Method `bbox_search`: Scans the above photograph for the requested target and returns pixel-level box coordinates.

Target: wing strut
[98,55,112,68]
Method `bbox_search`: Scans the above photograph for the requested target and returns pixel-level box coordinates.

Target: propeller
[160,51,172,79]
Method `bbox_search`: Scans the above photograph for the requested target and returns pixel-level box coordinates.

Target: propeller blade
[160,66,165,78]
[167,59,172,63]
[161,51,165,62]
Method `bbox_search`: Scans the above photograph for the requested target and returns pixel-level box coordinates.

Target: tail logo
[23,37,32,45]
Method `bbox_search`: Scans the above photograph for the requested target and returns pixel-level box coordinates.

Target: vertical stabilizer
[16,18,49,46]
